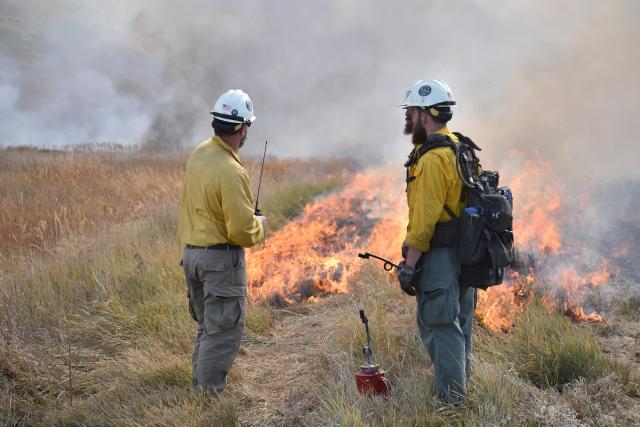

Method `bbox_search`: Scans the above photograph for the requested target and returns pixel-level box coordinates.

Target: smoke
[1,0,639,182]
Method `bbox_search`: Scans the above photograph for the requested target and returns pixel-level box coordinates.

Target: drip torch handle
[359,309,373,366]
[359,309,367,324]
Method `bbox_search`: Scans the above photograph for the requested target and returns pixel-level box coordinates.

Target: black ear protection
[211,118,245,132]
[426,106,453,123]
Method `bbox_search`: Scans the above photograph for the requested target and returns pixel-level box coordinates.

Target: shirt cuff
[405,234,431,253]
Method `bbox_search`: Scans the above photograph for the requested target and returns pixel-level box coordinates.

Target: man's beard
[411,118,428,145]
[239,134,247,149]
[403,116,413,135]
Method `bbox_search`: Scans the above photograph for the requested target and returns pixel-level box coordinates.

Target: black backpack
[405,132,514,289]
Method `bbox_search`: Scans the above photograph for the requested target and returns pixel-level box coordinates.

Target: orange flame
[479,155,608,329]
[247,169,405,304]
[248,158,611,330]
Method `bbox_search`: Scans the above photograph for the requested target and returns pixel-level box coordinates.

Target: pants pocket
[420,287,456,326]
[187,294,198,322]
[203,296,245,336]
[231,250,247,288]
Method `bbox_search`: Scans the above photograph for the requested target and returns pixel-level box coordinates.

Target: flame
[478,155,609,329]
[248,157,612,330]
[508,157,563,254]
[247,169,405,305]
[563,303,605,323]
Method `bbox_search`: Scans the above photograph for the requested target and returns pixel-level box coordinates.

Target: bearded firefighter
[178,89,266,393]
[396,79,475,404]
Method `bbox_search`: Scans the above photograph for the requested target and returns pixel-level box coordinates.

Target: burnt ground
[594,180,640,284]
[581,180,640,379]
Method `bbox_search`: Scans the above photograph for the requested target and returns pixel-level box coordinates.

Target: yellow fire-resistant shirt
[405,127,464,253]
[178,136,264,248]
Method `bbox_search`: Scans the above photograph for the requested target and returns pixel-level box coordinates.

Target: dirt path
[234,296,348,426]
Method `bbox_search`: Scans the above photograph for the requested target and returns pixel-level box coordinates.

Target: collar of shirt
[433,126,452,137]
[210,135,243,165]
[410,126,454,158]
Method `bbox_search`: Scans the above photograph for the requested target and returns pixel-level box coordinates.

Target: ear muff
[212,118,242,133]
[427,106,453,123]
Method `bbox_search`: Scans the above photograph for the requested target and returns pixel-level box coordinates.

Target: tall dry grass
[0,146,355,425]
[0,147,353,261]
[1,148,638,425]
[0,148,185,257]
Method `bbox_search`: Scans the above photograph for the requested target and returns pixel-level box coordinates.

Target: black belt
[185,243,241,250]
[430,220,459,248]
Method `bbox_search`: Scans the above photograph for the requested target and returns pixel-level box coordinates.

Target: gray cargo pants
[416,247,475,404]
[182,246,247,391]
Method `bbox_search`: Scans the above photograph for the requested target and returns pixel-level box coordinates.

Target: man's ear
[420,109,430,126]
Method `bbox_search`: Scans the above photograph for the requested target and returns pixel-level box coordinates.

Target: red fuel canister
[356,364,391,397]
[356,308,392,398]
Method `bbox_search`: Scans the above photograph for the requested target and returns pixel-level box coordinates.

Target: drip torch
[357,252,399,271]
[356,309,391,398]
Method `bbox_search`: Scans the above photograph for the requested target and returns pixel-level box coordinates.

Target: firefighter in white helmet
[397,79,475,404]
[178,89,266,393]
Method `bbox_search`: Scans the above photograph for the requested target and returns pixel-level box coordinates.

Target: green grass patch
[262,177,343,231]
[509,299,628,390]
[137,361,192,388]
[244,303,274,336]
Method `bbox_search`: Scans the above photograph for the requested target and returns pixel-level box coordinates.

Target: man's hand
[396,260,417,296]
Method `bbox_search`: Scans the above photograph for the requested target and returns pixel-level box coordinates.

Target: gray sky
[1,0,638,182]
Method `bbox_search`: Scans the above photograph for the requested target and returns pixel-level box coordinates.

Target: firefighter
[396,79,475,405]
[178,89,266,393]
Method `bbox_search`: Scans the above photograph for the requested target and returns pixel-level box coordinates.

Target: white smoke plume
[1,0,639,183]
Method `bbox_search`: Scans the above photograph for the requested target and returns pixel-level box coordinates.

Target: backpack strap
[405,134,458,184]
[404,134,462,223]
[416,134,458,159]
[443,205,459,221]
[453,132,482,151]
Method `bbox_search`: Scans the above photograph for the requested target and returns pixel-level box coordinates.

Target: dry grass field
[1,147,639,426]
[0,147,350,261]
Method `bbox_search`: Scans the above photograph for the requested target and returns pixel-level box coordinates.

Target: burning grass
[1,149,638,425]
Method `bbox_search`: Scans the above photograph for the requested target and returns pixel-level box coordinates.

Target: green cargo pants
[182,246,247,391]
[416,246,475,404]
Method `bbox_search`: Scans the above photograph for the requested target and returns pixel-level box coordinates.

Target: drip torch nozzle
[357,252,399,271]
[359,309,373,366]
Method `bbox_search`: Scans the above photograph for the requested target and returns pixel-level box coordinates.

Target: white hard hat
[211,89,256,125]
[399,79,455,109]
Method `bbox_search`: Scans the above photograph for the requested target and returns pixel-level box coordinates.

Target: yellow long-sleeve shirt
[178,136,264,248]
[405,127,464,253]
